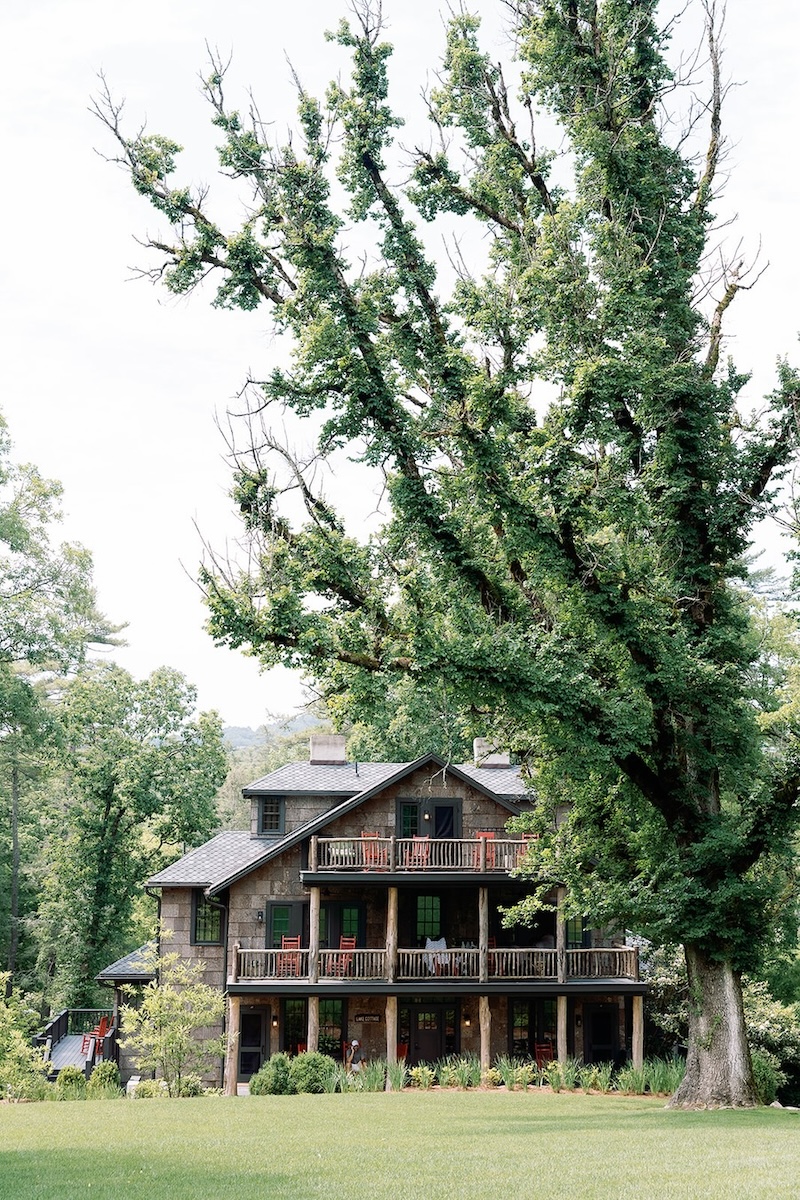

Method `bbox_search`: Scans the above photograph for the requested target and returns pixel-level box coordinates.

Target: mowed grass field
[1,1091,797,1200]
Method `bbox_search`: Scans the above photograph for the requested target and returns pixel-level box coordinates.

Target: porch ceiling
[226,980,648,997]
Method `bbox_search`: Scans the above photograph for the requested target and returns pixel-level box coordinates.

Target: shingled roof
[147,832,261,889]
[95,945,156,984]
[243,761,402,797]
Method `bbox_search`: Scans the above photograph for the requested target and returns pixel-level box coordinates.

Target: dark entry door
[239,1008,268,1080]
[412,1007,444,1064]
[583,1004,618,1064]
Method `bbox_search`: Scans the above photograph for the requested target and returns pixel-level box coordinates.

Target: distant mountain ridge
[222,712,325,750]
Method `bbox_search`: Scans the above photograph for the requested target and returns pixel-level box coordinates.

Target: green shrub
[177,1074,205,1097]
[133,1078,168,1098]
[249,1052,294,1096]
[750,1047,786,1106]
[55,1065,87,1100]
[482,1067,502,1088]
[409,1064,435,1089]
[287,1050,337,1094]
[87,1061,123,1098]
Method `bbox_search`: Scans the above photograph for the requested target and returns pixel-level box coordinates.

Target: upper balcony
[230,944,640,986]
[306,834,532,877]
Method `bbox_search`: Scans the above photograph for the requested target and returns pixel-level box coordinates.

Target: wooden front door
[239,1007,269,1080]
[583,1003,619,1064]
[411,1007,444,1064]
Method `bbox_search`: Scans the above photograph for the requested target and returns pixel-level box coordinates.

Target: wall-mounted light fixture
[463,1012,472,1027]
[423,810,431,823]
[256,910,264,923]
[575,1014,582,1030]
[272,1015,279,1029]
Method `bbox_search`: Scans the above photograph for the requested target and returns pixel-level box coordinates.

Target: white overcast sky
[1,1,798,727]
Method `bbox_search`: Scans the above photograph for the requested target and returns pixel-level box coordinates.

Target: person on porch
[346,1039,365,1073]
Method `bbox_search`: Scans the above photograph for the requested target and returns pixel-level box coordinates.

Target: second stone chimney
[473,737,511,768]
[309,734,347,765]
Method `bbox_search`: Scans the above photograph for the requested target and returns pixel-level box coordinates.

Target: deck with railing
[232,945,638,984]
[310,835,533,873]
[34,1008,116,1077]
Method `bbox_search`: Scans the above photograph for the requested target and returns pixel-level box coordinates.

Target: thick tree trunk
[9,757,20,976]
[668,944,757,1108]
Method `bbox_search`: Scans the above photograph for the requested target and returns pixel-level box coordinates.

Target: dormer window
[259,796,285,837]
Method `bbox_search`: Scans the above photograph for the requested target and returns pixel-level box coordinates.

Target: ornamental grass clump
[359,1059,387,1092]
[615,1062,647,1095]
[644,1057,686,1096]
[386,1059,408,1092]
[578,1062,614,1093]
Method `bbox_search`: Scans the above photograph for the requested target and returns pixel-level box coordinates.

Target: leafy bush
[482,1067,502,1088]
[249,1052,294,1096]
[177,1074,205,1097]
[55,1065,87,1100]
[750,1048,787,1106]
[87,1061,123,1098]
[0,974,50,1102]
[287,1051,337,1094]
[408,1064,435,1089]
[133,1078,168,1098]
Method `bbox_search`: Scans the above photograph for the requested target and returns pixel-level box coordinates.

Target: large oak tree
[98,1,800,1105]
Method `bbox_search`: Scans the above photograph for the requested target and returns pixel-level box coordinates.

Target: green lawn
[1,1092,797,1200]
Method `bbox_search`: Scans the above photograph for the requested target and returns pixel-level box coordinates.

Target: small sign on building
[354,1013,381,1024]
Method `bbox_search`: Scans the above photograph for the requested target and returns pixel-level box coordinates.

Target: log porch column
[223,994,240,1097]
[632,994,644,1070]
[309,885,320,985]
[386,887,398,983]
[557,994,568,1064]
[479,994,491,1072]
[556,886,567,984]
[385,995,398,1078]
[478,886,489,983]
[307,994,319,1053]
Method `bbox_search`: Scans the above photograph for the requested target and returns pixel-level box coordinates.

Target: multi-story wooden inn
[144,736,645,1092]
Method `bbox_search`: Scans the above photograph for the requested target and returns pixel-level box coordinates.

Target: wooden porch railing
[313,836,529,872]
[232,944,638,983]
[35,1008,113,1055]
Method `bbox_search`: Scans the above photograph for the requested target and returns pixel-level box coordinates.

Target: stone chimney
[309,734,348,765]
[473,737,511,768]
